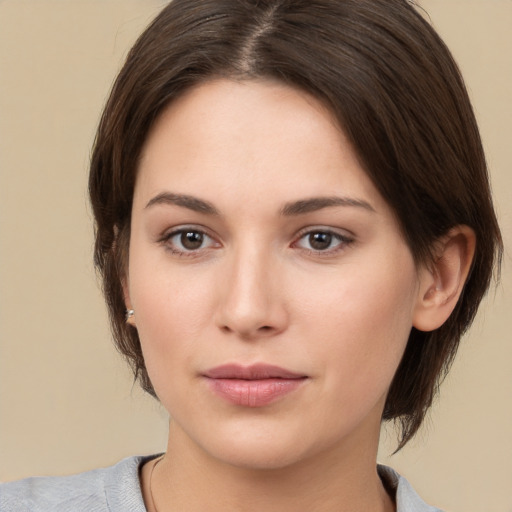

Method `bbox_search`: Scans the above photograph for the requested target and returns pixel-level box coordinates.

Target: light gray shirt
[0,456,443,511]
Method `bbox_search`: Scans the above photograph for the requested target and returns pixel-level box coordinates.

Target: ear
[413,225,476,332]
[122,276,137,327]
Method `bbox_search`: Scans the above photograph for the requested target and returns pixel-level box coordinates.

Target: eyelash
[158,227,218,257]
[292,228,354,256]
[158,226,354,258]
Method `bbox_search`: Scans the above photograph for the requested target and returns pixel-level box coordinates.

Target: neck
[144,421,395,512]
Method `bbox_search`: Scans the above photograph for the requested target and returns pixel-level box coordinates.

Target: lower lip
[205,378,306,407]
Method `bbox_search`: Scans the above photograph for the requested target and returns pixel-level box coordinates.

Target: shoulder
[0,455,157,512]
[378,465,444,512]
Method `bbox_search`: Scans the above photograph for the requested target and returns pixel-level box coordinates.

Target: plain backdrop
[0,1,511,511]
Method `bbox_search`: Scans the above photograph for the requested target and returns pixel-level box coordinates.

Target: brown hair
[89,0,502,449]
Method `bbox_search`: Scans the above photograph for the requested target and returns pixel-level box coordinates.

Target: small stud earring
[126,309,135,322]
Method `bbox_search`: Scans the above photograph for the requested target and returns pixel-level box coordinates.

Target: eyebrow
[145,192,375,217]
[280,196,375,216]
[145,192,219,215]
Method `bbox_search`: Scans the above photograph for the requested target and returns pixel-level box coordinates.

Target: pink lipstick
[203,364,307,407]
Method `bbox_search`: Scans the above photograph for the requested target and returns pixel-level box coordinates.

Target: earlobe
[122,278,137,327]
[413,225,476,332]
[126,308,136,326]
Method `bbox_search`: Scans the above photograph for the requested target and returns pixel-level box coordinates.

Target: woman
[0,0,502,510]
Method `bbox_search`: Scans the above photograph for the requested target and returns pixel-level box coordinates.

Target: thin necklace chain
[149,455,165,512]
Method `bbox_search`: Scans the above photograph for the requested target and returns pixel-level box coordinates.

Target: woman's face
[126,79,426,469]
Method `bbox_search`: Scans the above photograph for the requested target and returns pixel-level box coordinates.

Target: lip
[203,364,307,407]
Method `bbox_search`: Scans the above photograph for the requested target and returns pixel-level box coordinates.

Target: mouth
[202,363,308,407]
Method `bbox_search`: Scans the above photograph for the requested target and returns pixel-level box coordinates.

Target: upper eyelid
[291,227,355,253]
[161,224,215,239]
[293,225,355,240]
[159,227,220,256]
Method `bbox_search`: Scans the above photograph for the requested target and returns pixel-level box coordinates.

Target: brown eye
[180,231,204,250]
[163,228,218,255]
[308,232,333,250]
[294,229,353,254]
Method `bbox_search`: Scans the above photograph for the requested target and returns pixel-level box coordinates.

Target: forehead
[135,78,389,216]
[139,78,343,168]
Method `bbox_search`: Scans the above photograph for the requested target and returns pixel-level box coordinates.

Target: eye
[294,229,353,253]
[161,227,219,255]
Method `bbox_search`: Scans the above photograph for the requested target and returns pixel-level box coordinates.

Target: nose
[214,246,289,340]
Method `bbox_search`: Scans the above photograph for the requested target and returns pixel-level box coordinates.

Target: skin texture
[124,79,475,512]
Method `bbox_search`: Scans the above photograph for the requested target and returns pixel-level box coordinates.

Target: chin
[212,441,309,471]
[190,421,327,472]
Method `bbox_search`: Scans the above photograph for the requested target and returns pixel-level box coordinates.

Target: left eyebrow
[281,196,376,216]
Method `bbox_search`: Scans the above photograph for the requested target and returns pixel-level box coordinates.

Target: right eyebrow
[145,192,220,215]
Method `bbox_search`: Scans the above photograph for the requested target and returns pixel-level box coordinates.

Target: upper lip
[203,363,306,380]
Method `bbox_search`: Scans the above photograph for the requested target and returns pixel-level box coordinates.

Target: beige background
[0,1,510,510]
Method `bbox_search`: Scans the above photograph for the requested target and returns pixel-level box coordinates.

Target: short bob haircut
[89,0,502,449]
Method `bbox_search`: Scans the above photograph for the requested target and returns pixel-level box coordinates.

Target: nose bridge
[216,238,286,338]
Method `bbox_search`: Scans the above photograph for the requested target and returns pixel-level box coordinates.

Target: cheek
[126,249,217,379]
[134,274,211,336]
[129,279,208,407]
[295,256,417,400]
